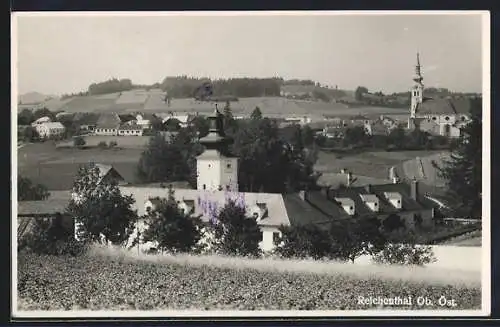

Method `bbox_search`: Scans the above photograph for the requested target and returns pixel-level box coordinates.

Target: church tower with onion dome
[196,105,239,192]
[408,52,425,129]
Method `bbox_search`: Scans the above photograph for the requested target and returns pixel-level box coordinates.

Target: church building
[407,53,471,138]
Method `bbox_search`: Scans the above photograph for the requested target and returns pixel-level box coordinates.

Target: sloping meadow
[17,246,481,311]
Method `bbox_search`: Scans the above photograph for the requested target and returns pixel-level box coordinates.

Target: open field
[18,142,142,190]
[31,91,409,121]
[314,149,446,181]
[402,152,450,187]
[17,246,480,311]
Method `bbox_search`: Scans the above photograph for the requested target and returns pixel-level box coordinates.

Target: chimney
[411,178,418,200]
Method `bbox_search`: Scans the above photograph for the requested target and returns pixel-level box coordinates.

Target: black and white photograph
[12,11,490,317]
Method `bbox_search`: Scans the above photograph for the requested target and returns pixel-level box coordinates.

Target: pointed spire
[413,52,423,84]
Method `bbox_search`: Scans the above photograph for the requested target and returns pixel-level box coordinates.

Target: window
[259,231,263,242]
[208,164,211,168]
[227,163,231,169]
[374,202,378,206]
[203,184,206,190]
[350,206,354,211]
[461,116,466,121]
[397,200,401,204]
[273,232,280,243]
[445,116,450,121]
[432,117,437,121]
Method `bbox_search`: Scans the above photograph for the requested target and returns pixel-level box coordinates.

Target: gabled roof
[118,114,137,123]
[38,122,65,129]
[119,187,290,227]
[18,198,69,216]
[360,194,379,202]
[416,97,472,116]
[96,112,121,129]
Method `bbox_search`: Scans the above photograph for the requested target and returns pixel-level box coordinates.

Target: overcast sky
[14,12,485,95]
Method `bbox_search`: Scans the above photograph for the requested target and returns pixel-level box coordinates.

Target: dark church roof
[416,97,471,116]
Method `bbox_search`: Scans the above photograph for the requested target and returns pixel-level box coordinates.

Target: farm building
[74,112,100,132]
[408,53,471,137]
[94,112,121,136]
[118,124,143,136]
[135,113,157,129]
[17,196,74,244]
[33,122,66,139]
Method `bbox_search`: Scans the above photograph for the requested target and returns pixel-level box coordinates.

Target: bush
[109,140,118,148]
[141,187,202,253]
[73,136,86,148]
[20,215,87,256]
[97,141,108,149]
[372,243,436,266]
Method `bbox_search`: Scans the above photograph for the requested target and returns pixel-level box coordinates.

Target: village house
[408,53,471,137]
[33,121,66,139]
[135,113,156,129]
[118,124,143,136]
[94,112,121,136]
[73,112,100,133]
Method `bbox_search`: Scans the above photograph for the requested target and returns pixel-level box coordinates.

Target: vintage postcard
[11,11,490,318]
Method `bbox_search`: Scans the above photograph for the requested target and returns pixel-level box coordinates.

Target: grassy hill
[25,88,407,121]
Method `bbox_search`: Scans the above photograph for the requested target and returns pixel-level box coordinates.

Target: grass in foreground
[17,246,481,311]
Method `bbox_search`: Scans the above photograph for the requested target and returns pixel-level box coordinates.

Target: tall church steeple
[196,104,239,192]
[409,52,425,128]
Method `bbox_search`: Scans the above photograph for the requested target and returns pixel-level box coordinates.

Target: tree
[73,136,86,148]
[372,230,436,266]
[18,175,50,201]
[142,187,202,253]
[434,97,482,218]
[67,163,137,245]
[20,214,86,256]
[387,126,407,150]
[354,86,368,101]
[190,115,210,138]
[231,118,318,193]
[251,106,263,120]
[33,108,56,122]
[273,224,331,259]
[328,217,386,263]
[343,126,369,148]
[21,126,39,142]
[18,109,35,125]
[382,214,406,233]
[136,134,187,183]
[301,125,315,147]
[212,199,262,257]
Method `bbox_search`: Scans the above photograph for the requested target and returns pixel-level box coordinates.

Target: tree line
[316,125,451,152]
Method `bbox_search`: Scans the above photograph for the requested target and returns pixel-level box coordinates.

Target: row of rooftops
[18,179,437,230]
